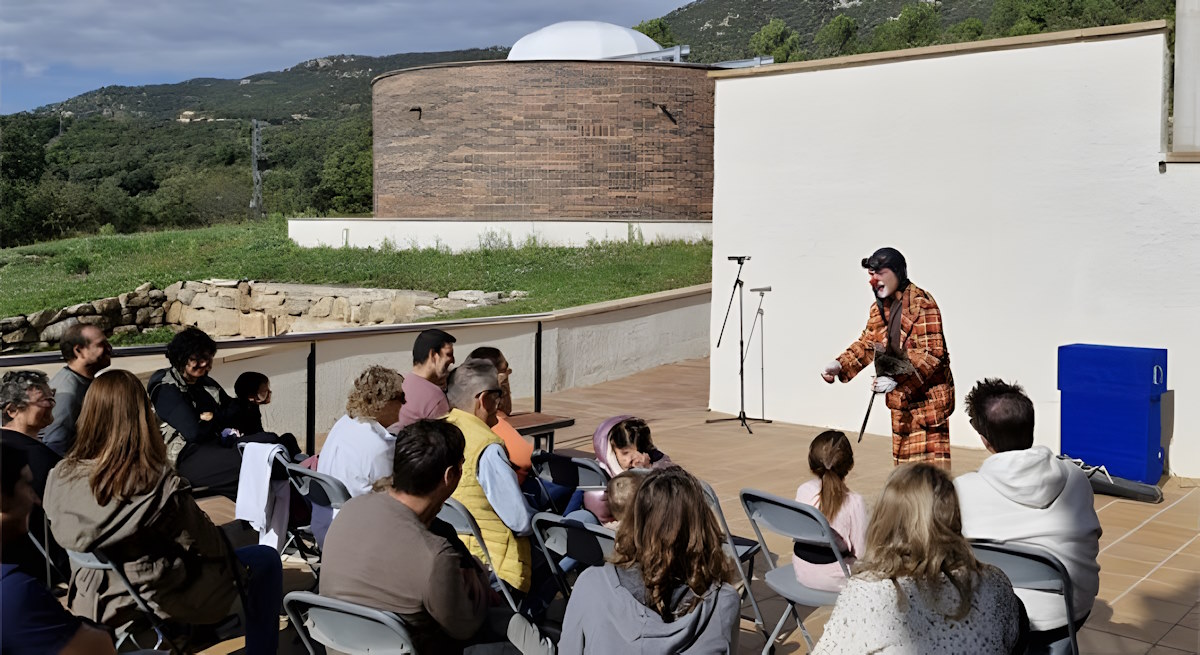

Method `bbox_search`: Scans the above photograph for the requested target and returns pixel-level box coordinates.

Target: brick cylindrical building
[372,60,715,222]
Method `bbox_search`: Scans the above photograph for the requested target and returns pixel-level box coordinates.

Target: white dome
[508,21,662,61]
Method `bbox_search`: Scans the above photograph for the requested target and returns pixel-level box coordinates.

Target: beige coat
[43,461,241,628]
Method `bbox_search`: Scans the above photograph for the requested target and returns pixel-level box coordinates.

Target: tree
[633,18,678,48]
[943,18,985,43]
[750,18,807,63]
[813,15,860,58]
[870,3,943,52]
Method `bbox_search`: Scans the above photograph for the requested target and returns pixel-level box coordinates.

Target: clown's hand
[821,361,841,384]
[872,376,897,393]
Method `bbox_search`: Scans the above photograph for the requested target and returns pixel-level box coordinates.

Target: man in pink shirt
[391,329,456,433]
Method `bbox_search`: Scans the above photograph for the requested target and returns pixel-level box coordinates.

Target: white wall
[709,32,1200,477]
[289,218,711,253]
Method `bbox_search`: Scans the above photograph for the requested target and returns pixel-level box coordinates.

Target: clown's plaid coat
[837,282,955,462]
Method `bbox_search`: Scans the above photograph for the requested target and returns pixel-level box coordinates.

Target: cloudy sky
[0,0,685,114]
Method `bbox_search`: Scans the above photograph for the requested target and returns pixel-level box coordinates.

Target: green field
[0,220,713,322]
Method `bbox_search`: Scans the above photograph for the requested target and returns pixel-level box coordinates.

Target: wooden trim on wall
[709,20,1169,81]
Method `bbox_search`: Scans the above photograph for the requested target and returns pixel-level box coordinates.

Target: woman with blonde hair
[43,370,282,655]
[793,430,868,592]
[813,463,1025,654]
[560,467,740,653]
[314,365,406,544]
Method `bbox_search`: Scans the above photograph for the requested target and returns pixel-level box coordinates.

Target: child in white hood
[955,378,1102,640]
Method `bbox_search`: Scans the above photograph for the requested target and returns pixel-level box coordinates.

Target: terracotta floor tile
[1110,593,1195,626]
[1157,625,1200,652]
[1077,626,1156,654]
[1146,645,1197,655]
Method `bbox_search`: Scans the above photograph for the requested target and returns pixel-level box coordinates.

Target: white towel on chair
[235,442,291,552]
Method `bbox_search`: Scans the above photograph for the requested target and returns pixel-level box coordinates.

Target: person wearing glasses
[821,247,956,467]
[444,359,543,612]
[147,327,297,499]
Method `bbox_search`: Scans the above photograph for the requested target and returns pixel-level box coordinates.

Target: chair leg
[761,604,794,655]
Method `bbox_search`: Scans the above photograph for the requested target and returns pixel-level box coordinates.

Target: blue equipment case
[1058,344,1167,485]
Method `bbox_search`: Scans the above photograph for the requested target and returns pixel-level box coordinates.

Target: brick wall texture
[372,61,714,221]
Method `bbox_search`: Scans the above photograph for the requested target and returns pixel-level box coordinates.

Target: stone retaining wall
[0,281,526,352]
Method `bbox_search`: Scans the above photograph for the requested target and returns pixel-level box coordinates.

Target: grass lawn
[0,220,713,322]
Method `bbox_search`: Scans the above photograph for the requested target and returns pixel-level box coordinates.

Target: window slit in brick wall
[409,107,422,120]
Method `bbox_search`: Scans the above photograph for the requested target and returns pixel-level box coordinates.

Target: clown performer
[821,247,955,467]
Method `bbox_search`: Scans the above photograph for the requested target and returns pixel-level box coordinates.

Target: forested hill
[661,0,996,63]
[33,48,508,122]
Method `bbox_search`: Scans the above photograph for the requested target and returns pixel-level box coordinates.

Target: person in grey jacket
[42,324,111,456]
[560,467,740,654]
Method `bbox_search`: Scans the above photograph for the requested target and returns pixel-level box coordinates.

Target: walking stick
[857,391,879,443]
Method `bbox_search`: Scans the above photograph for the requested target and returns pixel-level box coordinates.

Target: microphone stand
[708,257,770,434]
[743,287,773,425]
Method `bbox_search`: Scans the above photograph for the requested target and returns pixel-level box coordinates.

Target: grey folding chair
[284,590,417,655]
[66,548,180,653]
[436,498,520,612]
[699,479,767,636]
[740,489,850,654]
[531,511,617,598]
[237,443,323,577]
[971,540,1081,655]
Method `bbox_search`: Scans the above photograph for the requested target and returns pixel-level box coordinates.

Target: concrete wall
[287,218,712,252]
[372,60,714,221]
[708,27,1200,477]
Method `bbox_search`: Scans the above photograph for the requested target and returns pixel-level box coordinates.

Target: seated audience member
[42,323,112,456]
[793,430,868,592]
[444,359,539,598]
[44,370,282,655]
[148,327,298,499]
[813,463,1025,655]
[313,365,406,545]
[601,469,647,531]
[956,378,1101,640]
[466,347,531,483]
[594,416,674,475]
[392,328,456,432]
[560,467,740,654]
[228,370,304,460]
[320,419,552,655]
[2,444,117,655]
[0,370,67,583]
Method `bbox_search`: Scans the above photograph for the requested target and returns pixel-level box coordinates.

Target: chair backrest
[970,540,1079,655]
[533,455,610,491]
[284,462,352,509]
[284,590,417,655]
[531,512,616,597]
[591,415,632,476]
[66,548,175,652]
[435,498,519,612]
[739,488,851,578]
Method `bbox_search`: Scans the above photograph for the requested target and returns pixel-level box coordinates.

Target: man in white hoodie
[955,378,1102,642]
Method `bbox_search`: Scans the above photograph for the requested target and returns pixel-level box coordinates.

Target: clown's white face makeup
[868,268,900,299]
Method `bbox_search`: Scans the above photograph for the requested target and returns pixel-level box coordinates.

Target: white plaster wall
[709,34,1200,477]
[288,218,711,252]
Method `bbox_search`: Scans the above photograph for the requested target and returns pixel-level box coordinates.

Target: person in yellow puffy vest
[445,359,538,598]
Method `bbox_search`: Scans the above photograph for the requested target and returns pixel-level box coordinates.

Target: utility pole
[249,119,264,219]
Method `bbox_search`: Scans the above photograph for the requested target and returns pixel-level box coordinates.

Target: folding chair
[436,498,520,612]
[530,512,617,598]
[740,489,850,654]
[237,443,323,578]
[971,540,1081,655]
[530,452,611,514]
[66,548,181,653]
[284,590,418,655]
[699,479,767,636]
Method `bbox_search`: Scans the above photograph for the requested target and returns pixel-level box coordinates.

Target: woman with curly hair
[813,463,1026,654]
[559,467,740,653]
[148,327,301,499]
[312,365,405,545]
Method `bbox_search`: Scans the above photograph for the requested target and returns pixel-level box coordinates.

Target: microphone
[750,286,772,293]
[727,255,751,261]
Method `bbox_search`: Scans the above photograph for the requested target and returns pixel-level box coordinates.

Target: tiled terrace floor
[202,358,1199,654]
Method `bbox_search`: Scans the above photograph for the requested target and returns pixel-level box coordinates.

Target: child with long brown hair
[43,370,283,655]
[813,463,1025,655]
[792,430,868,592]
[559,467,740,653]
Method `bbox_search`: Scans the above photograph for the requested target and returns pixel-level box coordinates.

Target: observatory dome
[507,21,663,60]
